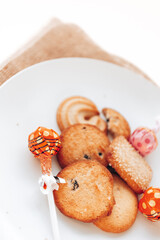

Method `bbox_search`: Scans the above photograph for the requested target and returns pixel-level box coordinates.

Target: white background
[0,0,160,86]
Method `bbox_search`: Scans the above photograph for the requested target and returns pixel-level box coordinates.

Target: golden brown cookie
[94,174,138,233]
[102,108,131,139]
[57,123,110,168]
[106,136,152,193]
[54,160,115,222]
[57,96,107,132]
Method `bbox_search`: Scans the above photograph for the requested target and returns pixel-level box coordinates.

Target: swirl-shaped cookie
[57,96,107,132]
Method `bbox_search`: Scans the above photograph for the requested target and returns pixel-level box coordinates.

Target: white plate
[1,58,160,240]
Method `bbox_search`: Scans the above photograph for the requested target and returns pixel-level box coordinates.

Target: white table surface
[0,0,160,86]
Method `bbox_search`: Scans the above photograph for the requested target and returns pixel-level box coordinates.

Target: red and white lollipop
[129,127,158,156]
[129,117,160,156]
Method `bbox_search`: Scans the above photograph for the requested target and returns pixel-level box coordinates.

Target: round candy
[129,127,158,156]
[28,127,61,174]
[139,187,160,222]
[28,127,61,157]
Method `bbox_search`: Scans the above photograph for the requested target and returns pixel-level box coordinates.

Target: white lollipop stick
[153,116,160,134]
[39,175,66,240]
[47,190,60,240]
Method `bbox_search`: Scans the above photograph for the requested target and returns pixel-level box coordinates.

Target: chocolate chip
[84,154,90,159]
[82,127,86,130]
[106,118,110,123]
[107,165,117,174]
[98,152,102,156]
[71,179,79,190]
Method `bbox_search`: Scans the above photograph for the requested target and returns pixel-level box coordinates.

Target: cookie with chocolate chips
[54,160,115,222]
[102,108,131,140]
[57,124,110,168]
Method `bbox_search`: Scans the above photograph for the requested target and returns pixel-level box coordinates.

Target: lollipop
[139,187,160,222]
[129,127,158,156]
[28,126,65,240]
[129,117,160,156]
[28,126,61,174]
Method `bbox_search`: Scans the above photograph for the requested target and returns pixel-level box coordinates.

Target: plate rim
[0,57,159,90]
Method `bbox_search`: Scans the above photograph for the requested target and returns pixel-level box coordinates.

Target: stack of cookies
[54,96,152,233]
